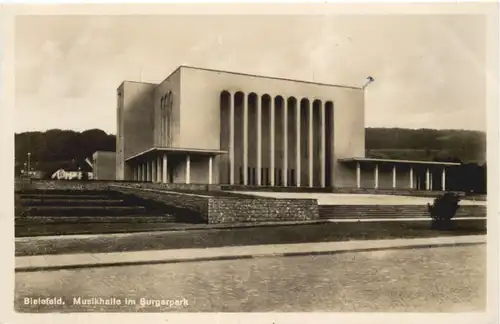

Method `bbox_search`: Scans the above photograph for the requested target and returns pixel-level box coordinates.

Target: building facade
[92,151,117,180]
[117,66,457,190]
[51,169,93,180]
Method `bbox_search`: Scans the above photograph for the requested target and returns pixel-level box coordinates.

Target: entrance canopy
[125,146,227,163]
[125,146,227,185]
[338,157,461,191]
[338,157,461,167]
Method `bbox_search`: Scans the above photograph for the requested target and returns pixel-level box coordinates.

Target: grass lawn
[16,219,486,256]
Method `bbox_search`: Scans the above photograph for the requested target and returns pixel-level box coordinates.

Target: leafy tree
[427,193,461,230]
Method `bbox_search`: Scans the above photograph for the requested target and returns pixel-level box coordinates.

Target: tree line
[15,128,115,175]
[14,127,486,192]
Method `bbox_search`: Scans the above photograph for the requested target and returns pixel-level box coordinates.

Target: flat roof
[121,65,364,91]
[125,146,227,162]
[339,157,461,166]
[93,150,116,156]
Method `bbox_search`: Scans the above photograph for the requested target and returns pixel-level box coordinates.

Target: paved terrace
[236,192,487,206]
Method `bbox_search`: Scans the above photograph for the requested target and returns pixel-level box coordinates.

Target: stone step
[318,213,485,219]
[318,205,486,210]
[21,198,126,207]
[318,205,486,219]
[16,215,178,224]
[23,206,147,217]
[18,189,118,195]
[19,194,112,200]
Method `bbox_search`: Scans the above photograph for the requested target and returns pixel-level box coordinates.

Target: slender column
[282,99,288,186]
[409,167,414,189]
[374,164,379,189]
[208,156,213,185]
[441,168,446,191]
[141,163,145,182]
[296,101,301,187]
[157,156,162,183]
[270,97,275,186]
[320,103,326,187]
[157,158,161,183]
[162,154,167,184]
[152,159,157,183]
[430,172,433,191]
[308,101,313,187]
[229,92,235,185]
[243,94,248,185]
[186,155,191,184]
[426,168,430,191]
[356,162,361,189]
[257,96,262,186]
[392,165,397,188]
[147,161,151,182]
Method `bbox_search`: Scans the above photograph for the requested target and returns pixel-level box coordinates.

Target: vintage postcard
[1,2,498,324]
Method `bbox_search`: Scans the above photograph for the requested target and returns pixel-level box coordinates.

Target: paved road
[15,244,486,312]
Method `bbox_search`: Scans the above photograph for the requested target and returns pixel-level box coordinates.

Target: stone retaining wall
[208,197,319,224]
[111,185,318,224]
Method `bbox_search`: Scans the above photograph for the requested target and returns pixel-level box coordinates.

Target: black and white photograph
[3,2,499,323]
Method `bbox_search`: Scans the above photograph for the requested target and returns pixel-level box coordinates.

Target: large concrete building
[116,66,458,190]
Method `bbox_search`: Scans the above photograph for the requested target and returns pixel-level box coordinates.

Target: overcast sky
[14,13,487,134]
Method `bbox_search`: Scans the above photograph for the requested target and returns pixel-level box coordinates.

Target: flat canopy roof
[125,146,227,162]
[339,157,461,167]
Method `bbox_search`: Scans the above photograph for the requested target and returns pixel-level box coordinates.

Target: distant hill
[14,127,486,177]
[365,128,486,164]
[15,129,115,176]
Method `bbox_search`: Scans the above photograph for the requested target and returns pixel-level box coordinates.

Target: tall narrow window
[166,91,173,147]
[160,96,164,146]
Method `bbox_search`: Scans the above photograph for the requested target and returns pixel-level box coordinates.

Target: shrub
[427,192,461,229]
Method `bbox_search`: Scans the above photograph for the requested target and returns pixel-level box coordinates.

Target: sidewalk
[16,235,485,272]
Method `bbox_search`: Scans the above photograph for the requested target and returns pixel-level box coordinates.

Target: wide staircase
[318,204,487,219]
[15,189,205,237]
